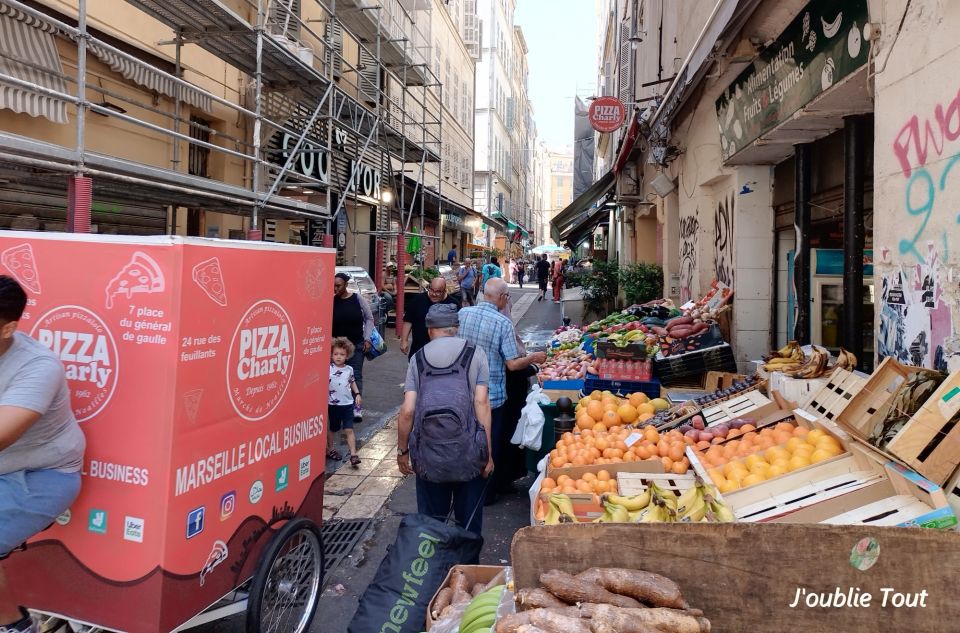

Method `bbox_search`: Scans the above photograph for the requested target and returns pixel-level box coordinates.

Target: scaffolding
[0,0,446,249]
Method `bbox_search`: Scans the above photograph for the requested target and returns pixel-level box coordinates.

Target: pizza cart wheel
[245,518,324,633]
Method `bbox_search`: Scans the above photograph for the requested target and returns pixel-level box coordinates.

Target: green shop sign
[716,0,869,161]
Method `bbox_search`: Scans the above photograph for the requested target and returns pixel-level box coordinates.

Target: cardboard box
[425,565,508,630]
[881,371,960,486]
[2,234,334,633]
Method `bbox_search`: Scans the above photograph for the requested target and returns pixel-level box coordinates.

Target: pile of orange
[697,422,809,468]
[547,426,691,474]
[574,390,657,432]
[540,471,618,498]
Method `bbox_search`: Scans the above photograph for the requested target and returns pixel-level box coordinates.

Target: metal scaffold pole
[250,0,265,238]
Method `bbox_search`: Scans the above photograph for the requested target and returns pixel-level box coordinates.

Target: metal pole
[172,27,183,171]
[843,115,867,369]
[793,143,812,345]
[75,0,87,170]
[251,0,265,233]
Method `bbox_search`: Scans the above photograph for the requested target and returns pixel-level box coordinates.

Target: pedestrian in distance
[327,337,362,467]
[552,259,566,304]
[333,272,376,421]
[481,256,502,292]
[457,278,546,505]
[535,254,551,302]
[516,259,525,288]
[457,258,477,307]
[0,276,85,633]
[401,277,460,358]
[447,247,457,267]
[397,303,494,536]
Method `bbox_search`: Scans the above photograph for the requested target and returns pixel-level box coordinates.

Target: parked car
[335,266,386,333]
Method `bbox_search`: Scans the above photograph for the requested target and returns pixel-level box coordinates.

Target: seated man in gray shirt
[0,276,85,633]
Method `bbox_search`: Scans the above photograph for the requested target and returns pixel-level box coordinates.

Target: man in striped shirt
[457,278,545,504]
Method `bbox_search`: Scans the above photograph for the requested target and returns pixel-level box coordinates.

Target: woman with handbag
[333,272,375,421]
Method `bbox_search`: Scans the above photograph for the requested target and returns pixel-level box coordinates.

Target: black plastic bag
[348,513,483,633]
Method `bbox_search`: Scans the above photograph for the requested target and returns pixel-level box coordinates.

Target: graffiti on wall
[878,245,953,370]
[714,193,735,288]
[678,211,700,303]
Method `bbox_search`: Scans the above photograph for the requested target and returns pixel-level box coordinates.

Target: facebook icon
[186,506,205,539]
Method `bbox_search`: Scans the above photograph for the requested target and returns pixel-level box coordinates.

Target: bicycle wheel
[245,518,324,633]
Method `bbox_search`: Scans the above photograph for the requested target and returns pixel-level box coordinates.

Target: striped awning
[0,6,68,124]
[86,40,212,113]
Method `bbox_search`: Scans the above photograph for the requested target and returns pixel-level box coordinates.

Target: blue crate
[583,376,661,398]
[542,379,585,391]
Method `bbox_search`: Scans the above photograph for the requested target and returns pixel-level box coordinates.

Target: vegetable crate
[425,565,508,630]
[702,391,778,427]
[594,340,647,360]
[654,343,737,385]
[582,376,660,399]
[703,371,747,391]
[799,367,868,422]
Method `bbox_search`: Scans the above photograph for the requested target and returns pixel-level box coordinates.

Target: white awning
[0,6,68,124]
[86,40,213,113]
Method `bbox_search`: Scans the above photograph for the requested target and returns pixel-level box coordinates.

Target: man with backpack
[396,303,494,535]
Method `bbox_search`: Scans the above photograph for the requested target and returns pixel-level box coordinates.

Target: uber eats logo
[379,531,442,633]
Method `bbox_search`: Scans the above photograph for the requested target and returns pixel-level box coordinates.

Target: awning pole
[793,143,812,345]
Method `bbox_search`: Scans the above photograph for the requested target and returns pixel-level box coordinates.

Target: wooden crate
[882,371,960,486]
[511,523,960,632]
[704,371,747,391]
[617,471,699,497]
[799,368,868,423]
[701,391,778,427]
[835,357,915,441]
[426,565,507,630]
[688,409,797,464]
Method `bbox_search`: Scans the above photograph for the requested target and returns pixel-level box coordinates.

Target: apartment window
[188,116,211,178]
[268,0,301,38]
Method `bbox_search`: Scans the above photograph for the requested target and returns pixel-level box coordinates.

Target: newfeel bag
[347,513,483,633]
[365,327,388,360]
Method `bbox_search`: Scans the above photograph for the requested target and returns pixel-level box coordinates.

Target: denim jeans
[346,344,365,394]
[0,469,82,556]
[415,475,488,540]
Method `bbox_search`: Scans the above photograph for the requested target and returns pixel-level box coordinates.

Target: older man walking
[400,277,460,358]
[457,278,545,504]
[397,304,493,537]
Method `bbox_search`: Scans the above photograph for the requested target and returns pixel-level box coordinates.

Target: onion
[712,423,730,438]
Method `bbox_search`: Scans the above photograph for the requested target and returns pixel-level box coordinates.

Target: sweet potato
[540,570,642,609]
[472,582,487,596]
[449,569,469,595]
[516,626,550,633]
[516,587,570,610]
[495,607,591,633]
[431,587,453,618]
[576,567,688,609]
[587,604,710,633]
[667,316,694,327]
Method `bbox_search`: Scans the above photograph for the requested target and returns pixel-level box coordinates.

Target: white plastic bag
[511,385,551,451]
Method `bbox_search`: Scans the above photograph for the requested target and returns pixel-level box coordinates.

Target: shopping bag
[365,327,388,360]
[511,385,551,451]
[348,513,484,633]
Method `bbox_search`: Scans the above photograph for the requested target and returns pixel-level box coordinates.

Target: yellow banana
[593,500,630,523]
[679,487,706,522]
[649,482,678,512]
[604,490,651,512]
[675,485,700,516]
[544,499,561,525]
[549,493,578,523]
[705,494,735,523]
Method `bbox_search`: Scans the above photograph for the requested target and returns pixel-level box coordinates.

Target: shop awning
[563,205,609,249]
[550,170,615,244]
[0,6,68,124]
[85,40,212,112]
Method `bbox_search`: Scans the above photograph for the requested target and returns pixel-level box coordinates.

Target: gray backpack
[409,343,488,482]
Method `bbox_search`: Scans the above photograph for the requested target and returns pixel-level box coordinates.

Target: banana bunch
[763,341,805,372]
[458,584,505,633]
[785,346,830,379]
[702,491,735,523]
[834,348,858,371]
[543,493,578,525]
[593,499,631,523]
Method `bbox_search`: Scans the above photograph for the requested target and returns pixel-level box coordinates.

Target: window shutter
[269,0,301,38]
[359,47,379,105]
[618,18,632,104]
[325,21,343,78]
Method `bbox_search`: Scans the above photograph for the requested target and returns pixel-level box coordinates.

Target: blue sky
[514,0,598,149]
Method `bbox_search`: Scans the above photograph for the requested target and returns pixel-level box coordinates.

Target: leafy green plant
[578,260,620,319]
[620,263,664,305]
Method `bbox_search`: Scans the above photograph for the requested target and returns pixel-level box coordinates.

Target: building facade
[581,0,960,374]
[472,0,536,253]
[0,0,476,282]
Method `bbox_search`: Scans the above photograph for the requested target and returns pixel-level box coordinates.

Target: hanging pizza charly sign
[588,97,627,133]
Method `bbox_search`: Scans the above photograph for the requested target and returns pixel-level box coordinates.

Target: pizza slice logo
[1,243,41,294]
[105,252,166,309]
[192,257,227,307]
[183,389,203,424]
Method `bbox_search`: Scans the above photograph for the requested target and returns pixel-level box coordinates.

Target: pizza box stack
[1,233,335,633]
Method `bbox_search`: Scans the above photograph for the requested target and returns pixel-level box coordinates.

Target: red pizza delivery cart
[0,233,335,633]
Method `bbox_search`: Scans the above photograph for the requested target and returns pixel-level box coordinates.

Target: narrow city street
[196,285,563,633]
